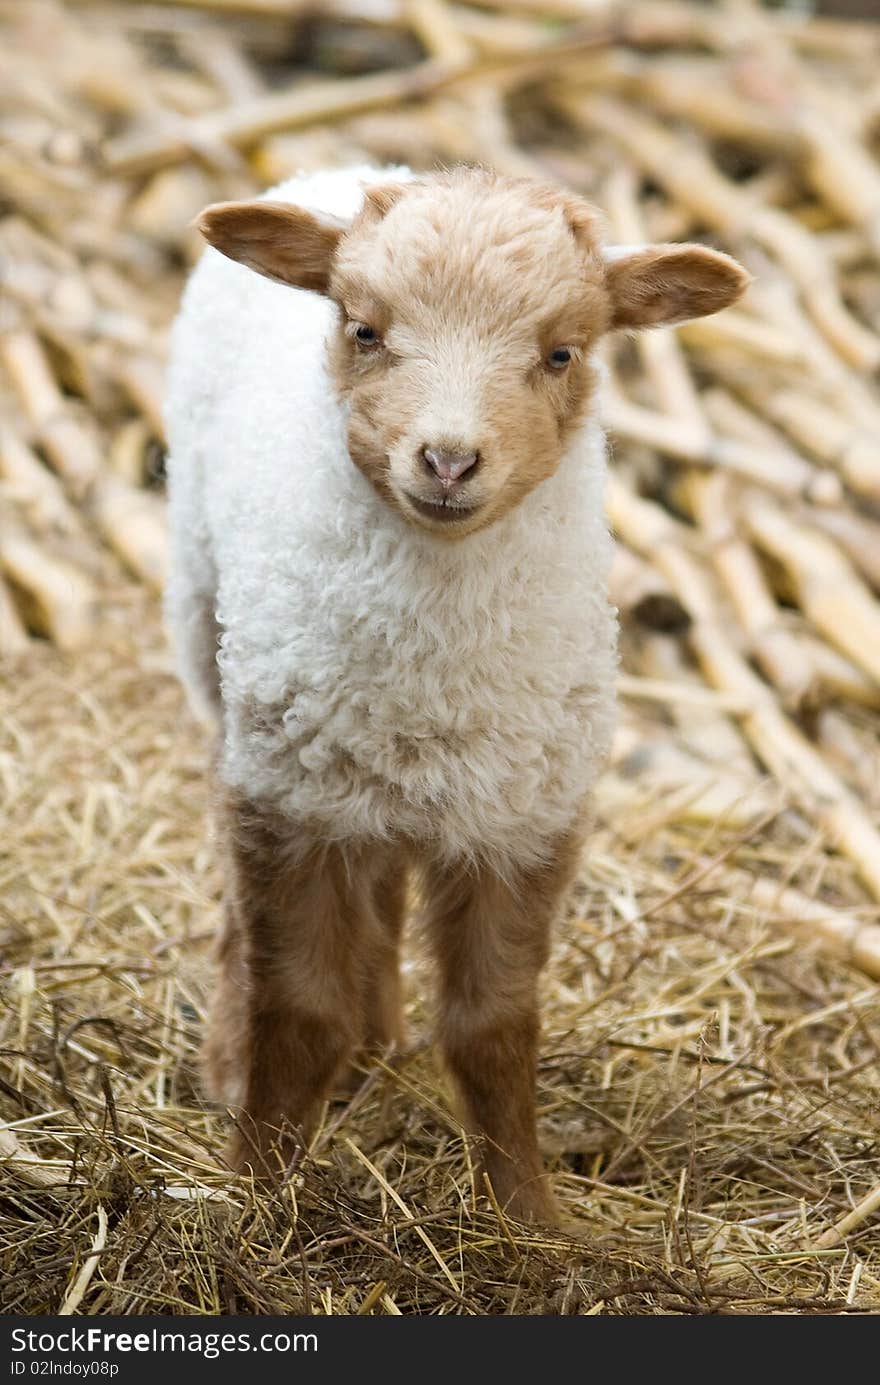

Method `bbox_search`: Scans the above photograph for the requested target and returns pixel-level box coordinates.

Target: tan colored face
[198,173,749,538]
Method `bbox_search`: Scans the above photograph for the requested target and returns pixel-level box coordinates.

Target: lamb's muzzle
[164,164,748,1223]
[422,446,479,485]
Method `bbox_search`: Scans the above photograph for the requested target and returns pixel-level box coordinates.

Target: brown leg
[423,831,585,1224]
[360,854,408,1053]
[202,894,249,1107]
[208,793,375,1175]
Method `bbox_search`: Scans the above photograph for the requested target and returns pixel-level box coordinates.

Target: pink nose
[422,446,479,487]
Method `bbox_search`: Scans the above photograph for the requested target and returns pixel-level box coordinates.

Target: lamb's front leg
[425,831,584,1225]
[216,795,367,1175]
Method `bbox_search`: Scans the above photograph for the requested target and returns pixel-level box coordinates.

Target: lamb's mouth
[404,493,481,523]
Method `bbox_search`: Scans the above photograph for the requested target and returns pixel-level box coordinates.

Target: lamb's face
[326,178,612,537]
[197,171,749,539]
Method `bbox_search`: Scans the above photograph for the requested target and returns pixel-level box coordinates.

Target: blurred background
[2,0,880,1316]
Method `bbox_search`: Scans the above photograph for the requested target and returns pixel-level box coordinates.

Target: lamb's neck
[341,419,606,591]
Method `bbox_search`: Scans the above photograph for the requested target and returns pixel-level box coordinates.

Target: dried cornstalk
[604,383,841,506]
[603,720,775,833]
[677,313,810,370]
[102,30,615,177]
[1,330,102,497]
[818,707,880,802]
[686,472,824,713]
[602,165,704,430]
[109,418,153,488]
[812,1181,880,1251]
[741,491,880,688]
[0,515,96,650]
[732,380,880,503]
[700,387,800,458]
[0,424,82,536]
[739,268,880,439]
[0,1125,70,1189]
[620,55,797,154]
[635,629,756,776]
[740,876,880,984]
[0,576,29,656]
[88,476,169,591]
[2,332,169,589]
[607,476,880,902]
[610,542,688,632]
[682,472,878,711]
[801,508,880,593]
[561,91,880,372]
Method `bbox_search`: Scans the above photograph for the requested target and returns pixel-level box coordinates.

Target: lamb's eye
[353,323,379,348]
[548,347,572,369]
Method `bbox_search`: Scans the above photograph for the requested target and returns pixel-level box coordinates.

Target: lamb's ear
[195,200,347,293]
[604,243,750,330]
[359,182,410,221]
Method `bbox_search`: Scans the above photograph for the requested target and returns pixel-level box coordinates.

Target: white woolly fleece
[164,166,618,871]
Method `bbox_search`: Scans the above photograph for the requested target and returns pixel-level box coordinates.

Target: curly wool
[164,166,618,871]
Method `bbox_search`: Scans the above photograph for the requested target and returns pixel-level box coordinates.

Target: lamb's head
[198,170,748,538]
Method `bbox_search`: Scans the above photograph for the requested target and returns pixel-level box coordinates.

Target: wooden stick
[610,542,688,632]
[685,472,878,710]
[561,91,880,372]
[812,1181,880,1250]
[0,575,30,656]
[636,629,756,775]
[741,491,880,688]
[102,29,616,176]
[734,876,880,985]
[58,1205,108,1316]
[801,508,880,593]
[678,313,810,370]
[604,720,775,832]
[622,54,798,155]
[604,383,841,506]
[0,330,101,498]
[607,475,880,902]
[2,331,169,589]
[720,375,880,504]
[0,515,96,651]
[686,472,821,714]
[603,165,705,430]
[0,424,83,536]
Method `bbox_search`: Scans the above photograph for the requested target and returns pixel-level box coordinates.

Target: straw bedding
[3,583,879,1313]
[1,0,880,1314]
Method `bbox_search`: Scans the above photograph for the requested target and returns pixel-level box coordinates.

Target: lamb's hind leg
[202,893,249,1108]
[361,853,408,1054]
[212,794,369,1175]
[332,851,408,1098]
[424,831,585,1225]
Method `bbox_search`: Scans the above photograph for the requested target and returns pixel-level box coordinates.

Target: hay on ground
[1,0,880,1314]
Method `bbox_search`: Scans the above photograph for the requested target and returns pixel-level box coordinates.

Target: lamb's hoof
[224,1121,304,1184]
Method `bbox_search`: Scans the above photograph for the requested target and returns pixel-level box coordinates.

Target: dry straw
[1,0,879,1314]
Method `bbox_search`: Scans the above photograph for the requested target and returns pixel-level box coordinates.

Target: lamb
[164,164,747,1223]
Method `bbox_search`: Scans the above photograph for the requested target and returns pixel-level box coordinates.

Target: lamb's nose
[422,446,479,487]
